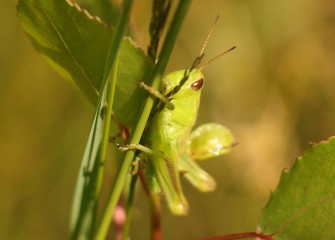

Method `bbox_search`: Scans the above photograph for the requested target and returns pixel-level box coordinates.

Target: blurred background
[2,0,335,239]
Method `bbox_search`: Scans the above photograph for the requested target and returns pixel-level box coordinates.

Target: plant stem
[203,232,274,240]
[100,2,132,92]
[86,0,133,239]
[94,1,192,239]
[121,174,138,240]
[138,167,162,240]
[148,0,172,61]
[150,194,162,240]
[95,0,133,210]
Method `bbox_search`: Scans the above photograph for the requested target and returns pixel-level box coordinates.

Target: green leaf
[17,0,153,127]
[76,0,120,26]
[70,83,107,239]
[259,137,335,239]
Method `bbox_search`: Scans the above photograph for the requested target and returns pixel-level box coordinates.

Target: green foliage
[205,138,335,240]
[18,0,195,238]
[17,0,153,128]
[16,0,335,239]
[259,137,335,239]
[17,0,150,238]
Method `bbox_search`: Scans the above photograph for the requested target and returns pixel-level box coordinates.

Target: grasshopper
[117,17,236,215]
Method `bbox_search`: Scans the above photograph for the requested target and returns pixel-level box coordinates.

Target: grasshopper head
[163,68,205,99]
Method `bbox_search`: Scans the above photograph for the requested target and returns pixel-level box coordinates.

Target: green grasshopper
[117,18,236,215]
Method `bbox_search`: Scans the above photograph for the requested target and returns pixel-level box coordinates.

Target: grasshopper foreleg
[138,82,174,110]
[116,143,154,155]
[115,142,167,160]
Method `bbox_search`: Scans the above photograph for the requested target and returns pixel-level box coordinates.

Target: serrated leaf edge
[65,0,112,29]
[258,136,335,235]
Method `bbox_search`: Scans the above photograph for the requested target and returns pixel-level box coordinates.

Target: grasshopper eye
[191,78,204,91]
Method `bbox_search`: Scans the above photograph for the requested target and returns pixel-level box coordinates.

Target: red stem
[150,195,162,240]
[138,170,162,240]
[203,232,274,240]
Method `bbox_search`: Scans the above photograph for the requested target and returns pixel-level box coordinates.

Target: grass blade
[70,82,109,239]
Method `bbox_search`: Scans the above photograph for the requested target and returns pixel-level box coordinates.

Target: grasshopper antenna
[172,15,229,97]
[199,46,236,71]
[199,15,220,57]
[188,15,220,72]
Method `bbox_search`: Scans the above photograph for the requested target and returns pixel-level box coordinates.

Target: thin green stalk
[100,0,133,92]
[92,0,133,234]
[98,54,119,188]
[94,0,133,205]
[95,0,133,196]
[121,174,138,240]
[92,54,119,229]
[70,78,107,240]
[71,0,133,238]
[71,56,120,240]
[94,1,192,239]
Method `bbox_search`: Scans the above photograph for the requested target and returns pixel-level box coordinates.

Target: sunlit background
[2,0,335,239]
